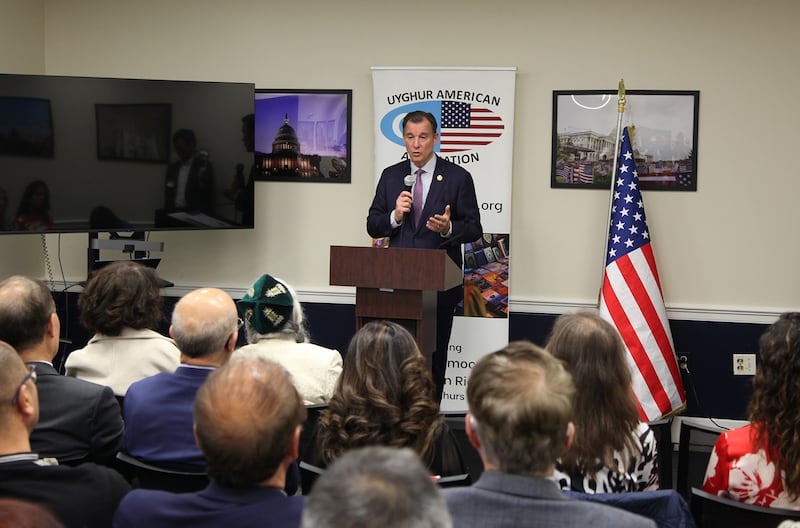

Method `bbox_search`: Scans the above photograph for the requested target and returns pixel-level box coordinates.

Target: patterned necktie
[413,168,424,226]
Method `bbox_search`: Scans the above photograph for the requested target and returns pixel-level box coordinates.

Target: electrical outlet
[733,353,756,376]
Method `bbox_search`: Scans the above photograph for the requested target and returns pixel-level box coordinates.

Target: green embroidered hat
[237,274,293,334]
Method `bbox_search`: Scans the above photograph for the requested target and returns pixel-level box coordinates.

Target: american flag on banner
[598,126,686,421]
[439,101,504,153]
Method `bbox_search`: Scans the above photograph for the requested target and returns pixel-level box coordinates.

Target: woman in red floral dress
[703,312,800,509]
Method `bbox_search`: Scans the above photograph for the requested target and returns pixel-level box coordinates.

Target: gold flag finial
[618,79,626,113]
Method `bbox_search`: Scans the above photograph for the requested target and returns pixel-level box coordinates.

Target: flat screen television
[0,73,255,234]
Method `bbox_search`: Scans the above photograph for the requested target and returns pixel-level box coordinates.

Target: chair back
[566,488,695,528]
[676,420,725,499]
[299,460,325,494]
[435,473,471,488]
[115,451,209,493]
[690,487,800,528]
[648,418,673,489]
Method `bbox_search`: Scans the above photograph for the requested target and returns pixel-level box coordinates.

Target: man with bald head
[0,342,130,527]
[0,275,122,466]
[114,357,306,528]
[123,287,238,469]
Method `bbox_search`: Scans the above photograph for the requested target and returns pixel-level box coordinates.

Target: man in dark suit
[123,287,238,469]
[0,341,130,527]
[114,357,306,528]
[443,341,656,528]
[367,110,482,401]
[0,276,123,467]
[164,128,214,214]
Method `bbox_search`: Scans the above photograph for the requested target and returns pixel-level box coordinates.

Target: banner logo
[380,101,504,153]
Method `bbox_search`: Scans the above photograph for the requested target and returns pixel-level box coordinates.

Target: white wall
[1,0,798,319]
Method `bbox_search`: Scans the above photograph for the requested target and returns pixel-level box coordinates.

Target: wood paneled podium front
[329,245,463,368]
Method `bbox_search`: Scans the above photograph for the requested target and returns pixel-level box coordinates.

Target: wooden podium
[329,245,463,367]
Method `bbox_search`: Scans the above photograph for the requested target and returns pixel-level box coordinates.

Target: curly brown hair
[317,321,443,466]
[78,261,164,336]
[546,311,641,475]
[749,312,800,499]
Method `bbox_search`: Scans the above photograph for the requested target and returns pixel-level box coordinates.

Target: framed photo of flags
[551,90,699,191]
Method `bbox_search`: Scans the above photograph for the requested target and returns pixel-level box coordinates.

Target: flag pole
[598,79,627,304]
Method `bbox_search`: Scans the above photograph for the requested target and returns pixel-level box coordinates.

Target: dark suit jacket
[113,481,304,528]
[444,471,657,528]
[164,156,214,213]
[123,365,212,469]
[367,156,482,268]
[27,361,123,466]
[0,453,131,528]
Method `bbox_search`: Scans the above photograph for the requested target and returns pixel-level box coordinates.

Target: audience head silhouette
[0,498,64,528]
[79,261,165,336]
[0,276,58,360]
[318,320,443,465]
[170,288,238,362]
[466,341,575,475]
[0,341,39,440]
[545,310,641,473]
[193,356,306,488]
[749,312,800,499]
[302,445,452,528]
[238,274,307,343]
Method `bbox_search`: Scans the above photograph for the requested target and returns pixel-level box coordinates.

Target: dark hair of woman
[317,320,443,465]
[15,180,51,219]
[749,312,800,499]
[546,311,640,474]
[78,260,164,336]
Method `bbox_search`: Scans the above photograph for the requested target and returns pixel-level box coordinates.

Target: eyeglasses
[10,365,37,405]
[237,318,245,331]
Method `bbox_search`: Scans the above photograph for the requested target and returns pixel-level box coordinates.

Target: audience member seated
[123,287,237,469]
[0,343,130,527]
[307,320,466,478]
[443,341,655,528]
[0,276,123,466]
[0,498,64,528]
[302,446,453,528]
[114,357,306,528]
[546,311,659,493]
[703,312,800,508]
[234,274,342,404]
[65,261,180,398]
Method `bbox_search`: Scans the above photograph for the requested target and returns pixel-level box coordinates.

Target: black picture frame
[552,90,699,191]
[0,97,54,158]
[254,89,352,183]
[95,103,171,163]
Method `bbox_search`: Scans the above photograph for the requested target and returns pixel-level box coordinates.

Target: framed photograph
[552,90,699,191]
[95,103,171,162]
[0,97,54,158]
[254,89,352,183]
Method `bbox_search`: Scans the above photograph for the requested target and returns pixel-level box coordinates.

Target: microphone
[403,174,415,193]
[402,174,415,222]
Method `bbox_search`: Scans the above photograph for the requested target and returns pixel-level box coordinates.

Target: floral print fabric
[703,423,800,509]
[554,421,659,494]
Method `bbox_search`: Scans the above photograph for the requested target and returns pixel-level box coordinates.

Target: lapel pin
[437,174,443,181]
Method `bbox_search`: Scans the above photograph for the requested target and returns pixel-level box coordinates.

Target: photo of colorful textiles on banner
[458,233,509,318]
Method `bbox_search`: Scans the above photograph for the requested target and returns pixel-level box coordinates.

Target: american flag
[598,127,685,421]
[556,164,572,183]
[439,101,504,153]
[577,163,593,184]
